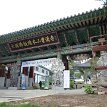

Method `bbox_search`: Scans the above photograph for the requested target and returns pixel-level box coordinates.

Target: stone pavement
[0,87,85,103]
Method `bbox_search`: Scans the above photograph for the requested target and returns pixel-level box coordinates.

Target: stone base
[8,87,17,90]
[0,77,5,88]
[98,86,107,91]
[98,86,107,94]
[0,87,7,89]
[98,91,105,95]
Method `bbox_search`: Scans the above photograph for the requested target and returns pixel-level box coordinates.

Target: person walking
[39,81,42,89]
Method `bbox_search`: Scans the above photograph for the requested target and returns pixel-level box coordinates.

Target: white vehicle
[74,78,84,83]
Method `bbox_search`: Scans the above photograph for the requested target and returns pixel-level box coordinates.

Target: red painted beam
[93,44,107,52]
[95,66,107,70]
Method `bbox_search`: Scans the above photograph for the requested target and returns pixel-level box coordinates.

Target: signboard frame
[8,32,59,52]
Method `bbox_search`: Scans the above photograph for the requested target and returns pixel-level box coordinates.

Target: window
[36,67,38,71]
[46,71,48,75]
[42,69,44,73]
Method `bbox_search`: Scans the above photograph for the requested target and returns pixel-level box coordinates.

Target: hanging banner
[21,58,56,69]
[8,32,59,52]
[21,74,26,90]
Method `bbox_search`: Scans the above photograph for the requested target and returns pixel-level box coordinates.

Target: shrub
[49,81,52,85]
[33,83,40,89]
[70,80,74,89]
[84,85,94,94]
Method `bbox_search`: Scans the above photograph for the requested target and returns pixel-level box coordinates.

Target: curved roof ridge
[0,6,105,43]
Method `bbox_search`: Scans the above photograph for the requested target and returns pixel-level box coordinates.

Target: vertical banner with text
[64,70,70,89]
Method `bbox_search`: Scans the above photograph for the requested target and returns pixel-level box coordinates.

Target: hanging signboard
[8,32,59,52]
[64,70,70,89]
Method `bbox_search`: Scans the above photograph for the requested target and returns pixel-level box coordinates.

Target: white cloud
[0,0,103,35]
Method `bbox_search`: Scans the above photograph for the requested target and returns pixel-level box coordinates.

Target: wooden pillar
[57,51,62,59]
[0,67,5,88]
[6,67,11,88]
[62,56,68,70]
[22,67,29,89]
[17,60,22,89]
[29,66,34,88]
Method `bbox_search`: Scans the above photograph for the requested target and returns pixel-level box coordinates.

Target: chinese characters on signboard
[8,32,59,52]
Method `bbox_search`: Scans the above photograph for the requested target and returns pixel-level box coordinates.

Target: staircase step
[8,87,17,90]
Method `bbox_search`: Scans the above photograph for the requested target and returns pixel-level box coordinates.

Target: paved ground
[0,87,85,103]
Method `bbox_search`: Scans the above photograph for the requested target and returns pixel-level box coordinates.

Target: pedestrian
[74,81,77,89]
[39,81,42,89]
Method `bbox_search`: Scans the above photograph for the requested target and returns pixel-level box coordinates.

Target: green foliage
[70,80,74,89]
[90,57,99,71]
[0,103,40,107]
[84,85,94,94]
[79,68,84,75]
[70,69,74,75]
[49,81,52,85]
[75,72,81,79]
[0,103,58,107]
[0,103,7,107]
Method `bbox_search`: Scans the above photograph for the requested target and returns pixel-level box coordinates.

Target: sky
[0,0,103,35]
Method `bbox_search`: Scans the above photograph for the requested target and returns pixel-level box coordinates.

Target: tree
[96,0,107,6]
